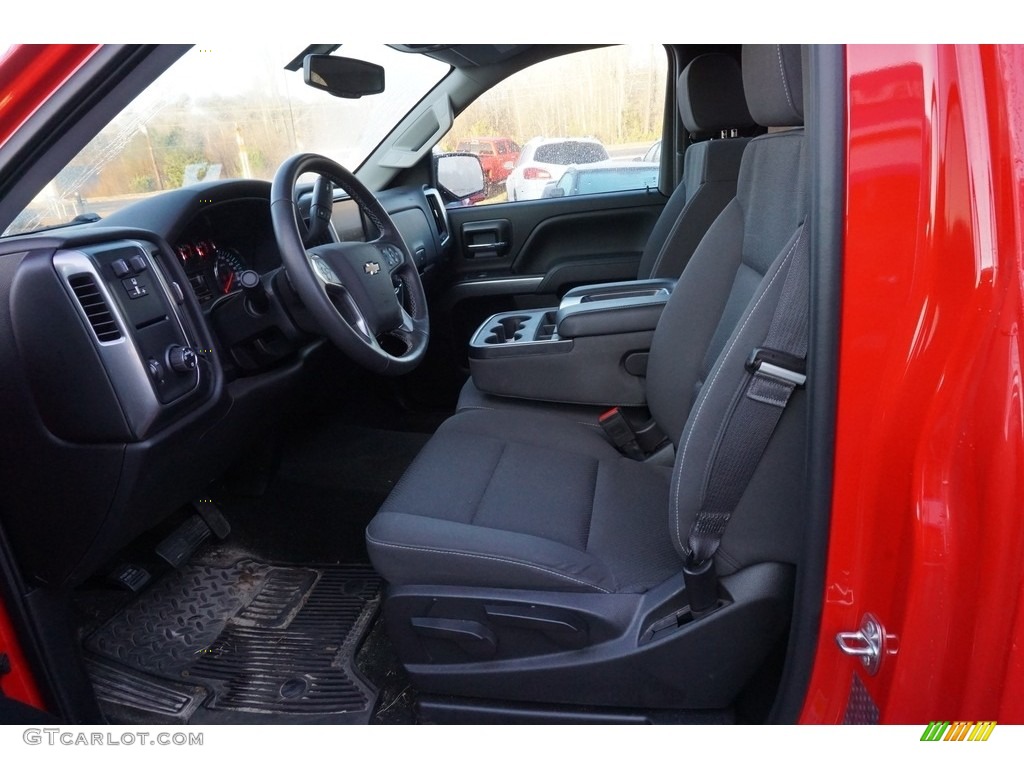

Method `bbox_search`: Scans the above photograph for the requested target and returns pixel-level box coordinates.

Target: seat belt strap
[683,224,810,616]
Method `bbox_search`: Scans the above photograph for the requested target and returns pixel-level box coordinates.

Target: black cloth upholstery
[742,44,804,127]
[637,136,749,280]
[367,409,681,593]
[635,53,752,280]
[456,377,610,430]
[370,45,809,593]
[678,54,753,135]
[646,128,808,442]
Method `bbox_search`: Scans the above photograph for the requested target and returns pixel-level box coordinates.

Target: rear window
[534,141,608,165]
[457,140,495,155]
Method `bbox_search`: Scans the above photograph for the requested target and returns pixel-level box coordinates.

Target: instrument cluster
[175,240,248,305]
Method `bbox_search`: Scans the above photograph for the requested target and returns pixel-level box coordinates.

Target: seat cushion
[366,408,682,594]
[456,376,613,428]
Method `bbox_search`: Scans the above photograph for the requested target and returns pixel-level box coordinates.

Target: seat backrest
[646,44,809,573]
[636,53,755,280]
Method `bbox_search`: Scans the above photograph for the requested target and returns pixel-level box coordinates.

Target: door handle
[467,242,509,252]
[461,219,511,259]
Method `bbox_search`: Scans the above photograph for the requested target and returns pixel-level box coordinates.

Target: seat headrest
[742,44,804,127]
[677,53,754,135]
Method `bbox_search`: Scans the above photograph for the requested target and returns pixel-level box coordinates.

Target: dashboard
[0,176,452,588]
[97,178,450,372]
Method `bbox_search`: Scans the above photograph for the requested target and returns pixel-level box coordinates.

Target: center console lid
[556,278,674,338]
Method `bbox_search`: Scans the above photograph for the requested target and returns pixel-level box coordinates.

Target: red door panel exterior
[801,44,1024,724]
[0,593,44,709]
[0,43,100,711]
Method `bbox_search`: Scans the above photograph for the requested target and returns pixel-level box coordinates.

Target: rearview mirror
[303,54,385,99]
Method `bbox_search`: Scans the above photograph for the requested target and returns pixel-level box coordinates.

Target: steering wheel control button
[380,244,403,268]
[167,345,198,373]
[129,255,148,273]
[111,258,131,278]
[311,256,340,284]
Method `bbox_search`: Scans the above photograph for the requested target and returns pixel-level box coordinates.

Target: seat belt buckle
[745,347,807,387]
[683,552,720,619]
[598,407,645,460]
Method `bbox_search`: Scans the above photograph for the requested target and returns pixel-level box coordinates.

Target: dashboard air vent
[424,188,449,246]
[68,273,122,342]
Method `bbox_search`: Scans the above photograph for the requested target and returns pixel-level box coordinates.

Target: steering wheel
[270,153,429,375]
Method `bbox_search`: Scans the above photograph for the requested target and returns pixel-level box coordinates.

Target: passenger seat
[638,52,755,280]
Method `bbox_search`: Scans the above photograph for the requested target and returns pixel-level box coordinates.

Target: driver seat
[366,45,809,711]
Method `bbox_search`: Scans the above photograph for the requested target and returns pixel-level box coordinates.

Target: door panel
[439,189,666,363]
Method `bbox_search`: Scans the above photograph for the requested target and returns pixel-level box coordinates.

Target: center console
[468,278,674,406]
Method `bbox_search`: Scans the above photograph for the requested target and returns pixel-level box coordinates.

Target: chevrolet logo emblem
[364,261,381,276]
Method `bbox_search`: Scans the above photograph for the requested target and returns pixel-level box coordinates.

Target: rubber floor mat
[85,559,381,724]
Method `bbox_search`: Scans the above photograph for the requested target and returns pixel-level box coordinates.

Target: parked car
[635,140,661,164]
[0,44,1022,738]
[541,159,659,198]
[455,137,520,187]
[505,136,609,200]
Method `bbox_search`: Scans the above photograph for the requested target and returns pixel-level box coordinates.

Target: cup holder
[483,315,530,344]
[536,311,558,341]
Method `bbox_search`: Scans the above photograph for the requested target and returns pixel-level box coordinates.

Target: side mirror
[434,152,486,204]
[541,183,564,199]
[303,54,385,99]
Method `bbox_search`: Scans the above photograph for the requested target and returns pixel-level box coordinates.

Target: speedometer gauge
[213,247,246,295]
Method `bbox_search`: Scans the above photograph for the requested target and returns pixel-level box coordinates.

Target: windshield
[3,43,449,236]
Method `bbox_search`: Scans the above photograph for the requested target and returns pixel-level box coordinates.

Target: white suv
[505,137,609,201]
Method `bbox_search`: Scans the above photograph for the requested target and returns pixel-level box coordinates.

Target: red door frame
[0,45,100,149]
[801,44,1024,724]
[0,43,100,711]
[0,593,44,708]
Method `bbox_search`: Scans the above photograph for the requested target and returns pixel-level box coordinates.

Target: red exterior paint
[0,593,44,709]
[801,45,1024,723]
[0,44,100,150]
[0,43,100,712]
